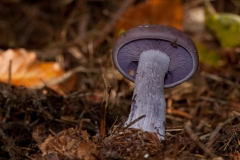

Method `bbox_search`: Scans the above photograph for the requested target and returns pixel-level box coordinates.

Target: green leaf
[205,1,240,48]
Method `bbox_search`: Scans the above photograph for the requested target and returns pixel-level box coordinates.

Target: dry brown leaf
[0,48,75,94]
[114,0,183,38]
[77,141,98,160]
[39,127,99,159]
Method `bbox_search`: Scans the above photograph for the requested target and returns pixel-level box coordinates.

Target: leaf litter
[0,0,240,159]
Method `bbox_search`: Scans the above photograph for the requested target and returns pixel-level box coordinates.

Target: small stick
[222,134,234,151]
[232,111,240,116]
[124,115,146,129]
[100,74,111,138]
[49,129,57,137]
[207,116,237,147]
[32,66,98,89]
[185,124,217,158]
[167,108,192,119]
[108,116,119,135]
[166,128,183,132]
[79,119,91,133]
[199,96,228,104]
[201,71,236,86]
[204,0,217,15]
[93,0,136,49]
[205,134,219,150]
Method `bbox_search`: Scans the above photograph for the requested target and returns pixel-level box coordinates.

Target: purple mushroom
[112,25,198,140]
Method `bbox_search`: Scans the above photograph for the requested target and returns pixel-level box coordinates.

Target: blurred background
[0,0,240,159]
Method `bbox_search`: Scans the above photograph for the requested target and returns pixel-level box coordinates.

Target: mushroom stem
[125,50,170,140]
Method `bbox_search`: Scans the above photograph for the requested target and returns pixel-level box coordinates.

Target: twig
[199,96,228,104]
[167,108,192,119]
[205,134,219,149]
[199,133,211,140]
[49,129,57,137]
[184,0,205,10]
[124,115,146,129]
[185,124,217,158]
[207,116,237,147]
[166,128,183,132]
[222,134,234,151]
[31,66,99,89]
[108,116,119,135]
[100,74,111,138]
[201,71,236,86]
[93,0,136,49]
[79,119,91,133]
[103,10,142,28]
[232,111,240,116]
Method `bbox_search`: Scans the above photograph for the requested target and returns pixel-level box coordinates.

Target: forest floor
[0,0,240,160]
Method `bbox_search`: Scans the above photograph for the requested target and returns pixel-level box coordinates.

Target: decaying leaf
[0,48,75,94]
[39,126,99,160]
[114,0,183,38]
[205,1,240,48]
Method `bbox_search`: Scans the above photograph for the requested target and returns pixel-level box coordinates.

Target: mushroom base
[124,50,170,140]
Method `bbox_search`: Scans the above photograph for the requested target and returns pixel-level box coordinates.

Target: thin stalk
[124,50,170,140]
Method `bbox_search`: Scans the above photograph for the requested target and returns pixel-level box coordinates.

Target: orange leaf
[0,48,75,94]
[114,0,183,38]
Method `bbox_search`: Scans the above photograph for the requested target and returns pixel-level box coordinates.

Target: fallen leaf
[39,127,99,160]
[205,1,240,48]
[0,48,76,94]
[77,141,98,160]
[114,0,183,38]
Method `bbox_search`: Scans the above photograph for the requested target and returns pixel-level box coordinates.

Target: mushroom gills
[117,39,194,87]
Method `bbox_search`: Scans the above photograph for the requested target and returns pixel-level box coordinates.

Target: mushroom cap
[112,25,199,88]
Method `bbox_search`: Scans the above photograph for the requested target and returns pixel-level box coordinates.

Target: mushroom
[112,25,198,140]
